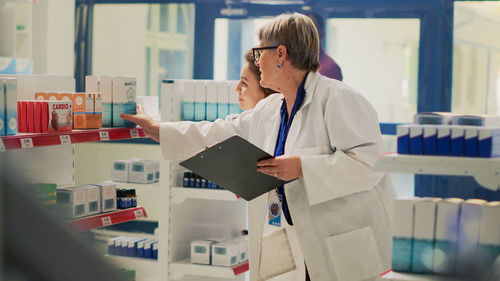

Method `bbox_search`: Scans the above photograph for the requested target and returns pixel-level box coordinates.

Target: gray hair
[258,12,320,72]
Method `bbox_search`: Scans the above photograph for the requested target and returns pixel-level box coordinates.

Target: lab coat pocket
[294,145,331,156]
[325,226,383,281]
[257,228,296,281]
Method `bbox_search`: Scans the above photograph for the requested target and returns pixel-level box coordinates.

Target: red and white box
[27,101,35,133]
[17,100,28,133]
[40,101,49,133]
[34,101,42,133]
[45,101,73,132]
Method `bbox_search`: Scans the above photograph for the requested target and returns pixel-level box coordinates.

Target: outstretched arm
[120,105,160,142]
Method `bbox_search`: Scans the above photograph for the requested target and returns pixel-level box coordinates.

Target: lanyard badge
[268,191,282,227]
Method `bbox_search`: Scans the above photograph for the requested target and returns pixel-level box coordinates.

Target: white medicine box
[191,240,216,265]
[95,182,116,213]
[229,237,248,263]
[56,186,87,218]
[212,241,240,267]
[86,185,101,215]
[111,159,133,182]
[128,159,157,183]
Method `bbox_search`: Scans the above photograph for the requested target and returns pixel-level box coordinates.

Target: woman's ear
[277,45,287,59]
[276,45,287,65]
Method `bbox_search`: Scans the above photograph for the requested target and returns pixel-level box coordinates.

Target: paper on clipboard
[179,135,292,201]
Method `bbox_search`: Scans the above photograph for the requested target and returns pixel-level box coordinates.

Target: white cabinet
[375,153,500,281]
[156,80,248,281]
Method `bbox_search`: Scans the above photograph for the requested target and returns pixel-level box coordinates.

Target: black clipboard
[179,135,292,201]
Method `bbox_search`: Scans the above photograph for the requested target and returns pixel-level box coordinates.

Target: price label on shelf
[20,138,34,149]
[59,135,71,144]
[130,129,139,138]
[134,209,144,219]
[0,139,5,152]
[101,216,112,226]
[99,131,110,141]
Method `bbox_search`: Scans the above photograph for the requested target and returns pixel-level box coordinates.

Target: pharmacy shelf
[379,271,463,281]
[171,187,240,204]
[375,153,500,191]
[0,0,38,4]
[0,127,146,150]
[67,206,148,232]
[103,255,160,281]
[113,181,161,189]
[103,254,158,267]
[170,258,248,280]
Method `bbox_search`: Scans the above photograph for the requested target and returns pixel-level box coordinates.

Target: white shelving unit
[170,258,248,280]
[104,255,159,281]
[375,153,500,281]
[376,153,500,191]
[171,187,241,204]
[378,271,459,281]
[159,80,249,281]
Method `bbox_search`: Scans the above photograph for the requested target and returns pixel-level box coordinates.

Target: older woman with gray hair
[121,12,395,281]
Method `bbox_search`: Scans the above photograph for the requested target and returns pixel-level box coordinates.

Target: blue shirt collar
[280,72,309,122]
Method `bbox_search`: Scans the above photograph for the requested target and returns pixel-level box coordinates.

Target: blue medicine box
[409,125,423,155]
[478,128,500,158]
[128,238,147,257]
[450,127,465,156]
[137,239,146,258]
[397,125,410,154]
[144,239,156,259]
[464,127,478,157]
[422,125,437,155]
[152,241,159,260]
[437,126,451,156]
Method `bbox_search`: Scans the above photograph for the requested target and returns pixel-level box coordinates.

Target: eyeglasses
[252,45,279,63]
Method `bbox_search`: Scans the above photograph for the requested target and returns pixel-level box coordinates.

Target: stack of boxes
[108,236,158,260]
[0,75,77,135]
[56,182,117,219]
[164,79,241,122]
[34,92,102,129]
[397,113,500,157]
[191,235,248,267]
[111,158,160,184]
[392,197,500,275]
[85,75,137,128]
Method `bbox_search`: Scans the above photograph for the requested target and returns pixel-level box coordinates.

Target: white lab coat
[159,71,396,281]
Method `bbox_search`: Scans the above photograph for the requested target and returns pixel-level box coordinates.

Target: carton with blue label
[217,81,230,119]
[112,76,136,127]
[409,125,423,155]
[206,81,218,121]
[128,159,158,184]
[0,79,5,135]
[456,199,486,274]
[477,127,500,158]
[433,198,463,275]
[422,125,437,155]
[478,201,500,270]
[412,198,441,273]
[397,125,410,154]
[4,78,17,135]
[194,80,206,121]
[212,241,240,267]
[392,198,416,272]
